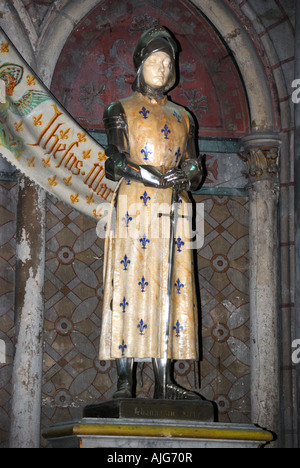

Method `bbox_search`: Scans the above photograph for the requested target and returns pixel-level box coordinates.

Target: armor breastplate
[121,92,190,170]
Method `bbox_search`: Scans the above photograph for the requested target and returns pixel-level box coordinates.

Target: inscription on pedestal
[83,399,216,422]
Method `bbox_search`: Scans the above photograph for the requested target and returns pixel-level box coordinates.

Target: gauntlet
[105,144,189,189]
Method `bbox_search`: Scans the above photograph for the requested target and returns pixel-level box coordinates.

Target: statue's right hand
[105,145,126,167]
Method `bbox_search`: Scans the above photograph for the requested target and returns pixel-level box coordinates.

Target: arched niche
[50,0,250,143]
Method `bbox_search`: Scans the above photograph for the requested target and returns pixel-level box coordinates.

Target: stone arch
[37,0,279,135]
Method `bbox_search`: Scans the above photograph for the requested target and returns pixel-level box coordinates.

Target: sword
[162,184,179,399]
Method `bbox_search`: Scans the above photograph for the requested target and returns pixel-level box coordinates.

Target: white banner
[0,27,117,219]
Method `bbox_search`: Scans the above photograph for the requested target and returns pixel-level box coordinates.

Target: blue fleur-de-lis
[126,179,131,185]
[139,106,150,119]
[141,144,152,161]
[120,297,129,313]
[137,319,148,335]
[139,234,150,249]
[121,254,131,271]
[173,111,182,123]
[175,237,184,252]
[173,320,184,337]
[122,211,133,228]
[175,147,182,163]
[140,191,151,206]
[138,276,149,292]
[175,278,184,294]
[119,340,127,356]
[161,124,171,139]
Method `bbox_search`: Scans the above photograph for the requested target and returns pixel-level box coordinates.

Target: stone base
[83,398,216,422]
[42,418,273,449]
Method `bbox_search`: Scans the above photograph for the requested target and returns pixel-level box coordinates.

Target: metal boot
[113,358,134,399]
[152,358,202,400]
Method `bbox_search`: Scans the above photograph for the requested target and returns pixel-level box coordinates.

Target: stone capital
[238,133,281,184]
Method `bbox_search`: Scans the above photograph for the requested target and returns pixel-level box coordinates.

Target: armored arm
[180,112,203,191]
[104,144,174,188]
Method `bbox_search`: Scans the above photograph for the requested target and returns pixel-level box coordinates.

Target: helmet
[132,26,178,95]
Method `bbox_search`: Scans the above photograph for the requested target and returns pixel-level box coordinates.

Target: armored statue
[100,26,203,400]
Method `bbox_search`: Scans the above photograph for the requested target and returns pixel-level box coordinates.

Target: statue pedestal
[43,418,273,449]
[82,398,216,422]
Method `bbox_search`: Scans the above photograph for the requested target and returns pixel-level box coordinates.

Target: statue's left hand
[160,167,190,190]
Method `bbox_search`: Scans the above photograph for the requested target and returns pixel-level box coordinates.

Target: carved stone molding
[239,134,281,184]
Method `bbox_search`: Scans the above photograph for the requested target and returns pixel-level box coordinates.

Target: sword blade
[162,185,179,398]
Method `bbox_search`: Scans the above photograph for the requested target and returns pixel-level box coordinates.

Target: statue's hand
[105,144,126,167]
[160,168,191,190]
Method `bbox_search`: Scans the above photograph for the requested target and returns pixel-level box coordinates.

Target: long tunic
[99,92,199,361]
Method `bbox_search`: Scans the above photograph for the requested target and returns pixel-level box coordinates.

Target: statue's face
[142,51,171,89]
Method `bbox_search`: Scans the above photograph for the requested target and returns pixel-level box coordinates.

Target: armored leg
[152,358,202,400]
[113,358,134,399]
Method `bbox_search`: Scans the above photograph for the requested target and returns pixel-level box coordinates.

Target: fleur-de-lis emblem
[119,340,127,356]
[121,254,131,271]
[141,144,152,161]
[175,237,184,252]
[177,198,183,209]
[14,121,23,132]
[48,175,58,187]
[42,157,51,168]
[70,193,79,204]
[173,320,184,337]
[26,157,35,167]
[77,132,87,143]
[82,149,91,160]
[174,278,184,294]
[120,297,129,313]
[122,211,133,228]
[85,193,94,204]
[173,111,182,123]
[26,75,36,86]
[139,234,150,250]
[33,114,43,126]
[139,106,150,119]
[93,208,102,218]
[138,276,148,292]
[161,124,171,139]
[98,151,107,161]
[175,147,181,163]
[0,42,9,53]
[63,176,73,187]
[126,179,131,185]
[140,191,151,206]
[137,319,148,335]
[60,128,70,140]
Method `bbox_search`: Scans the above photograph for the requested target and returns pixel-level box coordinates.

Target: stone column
[239,133,281,442]
[294,0,300,449]
[9,178,46,448]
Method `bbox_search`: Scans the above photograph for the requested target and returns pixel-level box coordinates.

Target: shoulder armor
[103,101,126,120]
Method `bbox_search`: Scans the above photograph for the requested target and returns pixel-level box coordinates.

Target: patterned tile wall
[0,181,17,448]
[195,195,250,423]
[0,181,250,447]
[41,192,250,445]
